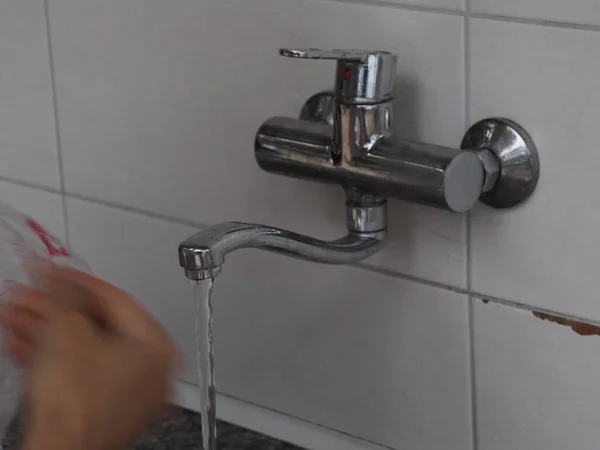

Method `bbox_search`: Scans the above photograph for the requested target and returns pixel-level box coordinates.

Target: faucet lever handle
[280,48,386,62]
[279,48,397,104]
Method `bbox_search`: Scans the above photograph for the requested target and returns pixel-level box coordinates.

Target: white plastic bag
[0,201,90,442]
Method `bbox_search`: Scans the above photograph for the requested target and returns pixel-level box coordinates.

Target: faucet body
[179,48,539,280]
[256,116,484,213]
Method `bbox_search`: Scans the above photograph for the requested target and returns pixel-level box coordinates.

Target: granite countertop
[3,406,305,450]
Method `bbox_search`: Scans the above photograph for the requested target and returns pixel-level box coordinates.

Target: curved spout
[179,222,386,281]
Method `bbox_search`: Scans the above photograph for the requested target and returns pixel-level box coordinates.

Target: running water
[194,279,217,450]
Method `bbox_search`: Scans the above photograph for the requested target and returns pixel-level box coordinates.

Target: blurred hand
[0,264,178,450]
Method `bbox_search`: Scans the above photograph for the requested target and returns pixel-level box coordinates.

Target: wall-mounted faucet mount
[179,48,540,280]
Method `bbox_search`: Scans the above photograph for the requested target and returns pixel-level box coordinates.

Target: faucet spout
[179,198,387,281]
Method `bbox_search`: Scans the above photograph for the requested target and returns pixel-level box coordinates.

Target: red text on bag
[25,218,71,257]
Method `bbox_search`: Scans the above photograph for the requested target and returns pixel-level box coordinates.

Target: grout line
[42,0,71,245]
[356,263,600,330]
[218,391,397,450]
[0,176,61,195]
[355,262,468,294]
[321,0,600,33]
[464,1,472,294]
[176,381,395,450]
[470,12,600,32]
[0,175,209,230]
[2,177,600,330]
[467,297,478,450]
[472,293,600,328]
[463,1,478,449]
[65,191,211,230]
[317,0,464,16]
[368,261,600,329]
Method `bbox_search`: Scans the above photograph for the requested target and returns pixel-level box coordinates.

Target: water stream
[194,279,217,450]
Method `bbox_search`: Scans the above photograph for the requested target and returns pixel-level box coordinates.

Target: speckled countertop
[2,406,305,450]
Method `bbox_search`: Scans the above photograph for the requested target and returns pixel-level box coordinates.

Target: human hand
[0,264,179,450]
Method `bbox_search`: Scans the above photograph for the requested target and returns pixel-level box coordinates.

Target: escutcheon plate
[461,118,540,208]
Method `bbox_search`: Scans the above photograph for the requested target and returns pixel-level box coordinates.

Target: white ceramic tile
[469,20,600,320]
[0,0,60,189]
[66,198,472,450]
[365,201,467,287]
[471,0,600,27]
[214,255,471,449]
[474,299,600,450]
[51,0,467,287]
[0,181,65,242]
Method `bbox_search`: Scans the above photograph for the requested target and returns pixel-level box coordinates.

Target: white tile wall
[469,20,600,322]
[0,0,60,189]
[66,197,472,450]
[2,0,600,447]
[473,299,600,450]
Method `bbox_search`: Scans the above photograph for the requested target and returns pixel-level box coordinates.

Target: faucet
[179,48,540,281]
[179,188,386,280]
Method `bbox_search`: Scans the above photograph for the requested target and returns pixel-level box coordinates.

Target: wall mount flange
[461,118,540,209]
[300,91,335,125]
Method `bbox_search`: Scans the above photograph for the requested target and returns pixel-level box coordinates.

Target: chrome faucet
[179,48,540,280]
[179,188,386,280]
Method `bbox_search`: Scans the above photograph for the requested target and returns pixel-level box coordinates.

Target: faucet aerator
[185,267,222,281]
